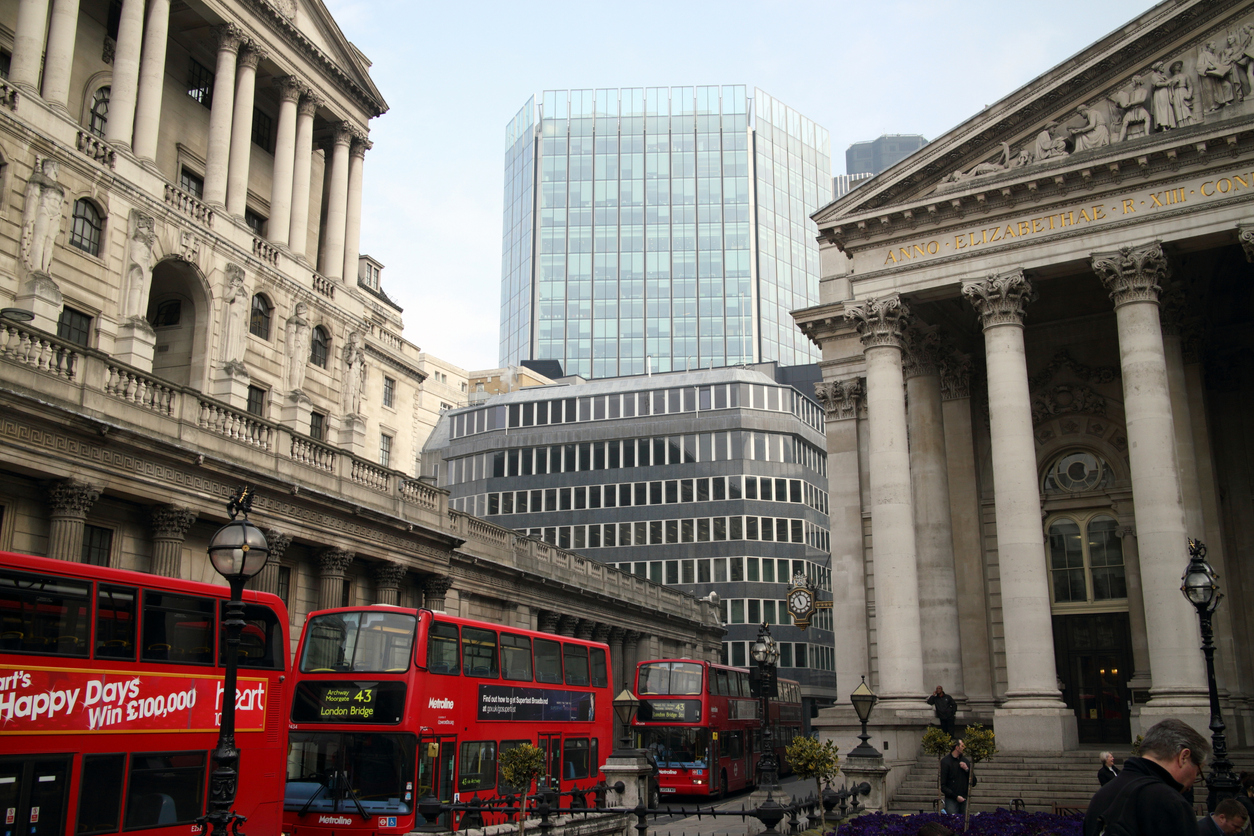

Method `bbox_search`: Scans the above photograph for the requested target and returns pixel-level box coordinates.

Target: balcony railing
[0,80,17,111]
[76,131,116,169]
[312,272,336,300]
[164,184,215,227]
[252,236,279,266]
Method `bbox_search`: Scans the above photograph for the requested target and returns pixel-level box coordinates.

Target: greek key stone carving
[1091,242,1169,307]
[845,294,911,349]
[150,505,197,538]
[47,479,100,515]
[813,378,864,420]
[963,270,1036,328]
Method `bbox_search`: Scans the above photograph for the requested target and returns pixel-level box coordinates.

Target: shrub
[785,735,840,797]
[499,743,544,795]
[836,809,1083,836]
[962,724,997,765]
[923,725,955,757]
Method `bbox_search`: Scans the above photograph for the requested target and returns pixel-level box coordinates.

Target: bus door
[0,756,70,836]
[417,737,456,830]
[709,733,721,794]
[537,734,562,793]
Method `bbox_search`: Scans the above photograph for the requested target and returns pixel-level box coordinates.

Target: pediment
[815,0,1254,225]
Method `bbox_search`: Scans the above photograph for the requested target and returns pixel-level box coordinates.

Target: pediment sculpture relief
[935,19,1254,192]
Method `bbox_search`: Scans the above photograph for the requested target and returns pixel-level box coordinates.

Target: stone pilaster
[226,43,265,217]
[254,528,291,596]
[423,575,452,613]
[372,561,407,606]
[149,505,197,578]
[964,270,1077,750]
[623,631,642,683]
[289,93,322,259]
[203,24,243,207]
[1117,526,1152,692]
[845,295,925,705]
[46,479,100,562]
[317,548,355,610]
[41,0,81,110]
[268,77,305,247]
[319,123,354,279]
[609,626,627,691]
[103,0,144,148]
[1092,243,1207,727]
[342,134,370,283]
[130,0,171,161]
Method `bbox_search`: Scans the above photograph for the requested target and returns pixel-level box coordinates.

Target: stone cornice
[1091,241,1169,307]
[364,344,423,383]
[963,270,1036,329]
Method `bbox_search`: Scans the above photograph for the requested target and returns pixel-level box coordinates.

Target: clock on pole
[787,574,831,630]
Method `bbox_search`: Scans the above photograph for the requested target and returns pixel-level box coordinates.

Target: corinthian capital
[150,505,197,539]
[317,548,355,574]
[329,121,355,148]
[845,294,911,349]
[297,92,323,118]
[1238,223,1254,263]
[1090,242,1169,307]
[214,23,244,54]
[372,560,407,587]
[902,325,945,379]
[237,43,266,71]
[813,378,864,421]
[47,479,101,516]
[940,352,973,400]
[963,270,1036,329]
[274,76,306,103]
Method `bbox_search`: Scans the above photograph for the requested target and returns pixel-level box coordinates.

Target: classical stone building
[0,0,720,675]
[796,0,1254,766]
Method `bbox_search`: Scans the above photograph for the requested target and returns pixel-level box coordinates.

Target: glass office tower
[499,87,831,379]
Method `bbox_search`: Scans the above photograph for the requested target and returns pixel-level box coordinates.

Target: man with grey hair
[1083,718,1211,836]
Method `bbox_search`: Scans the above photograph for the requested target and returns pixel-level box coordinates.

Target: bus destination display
[638,699,701,723]
[291,681,406,724]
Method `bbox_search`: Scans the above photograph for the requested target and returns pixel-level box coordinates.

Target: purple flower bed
[831,808,1084,836]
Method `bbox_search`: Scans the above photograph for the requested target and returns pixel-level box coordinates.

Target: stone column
[341,134,369,283]
[317,549,354,610]
[844,295,925,704]
[576,619,595,641]
[10,0,51,94]
[557,615,579,637]
[609,627,627,691]
[103,0,145,149]
[289,93,321,260]
[40,0,80,110]
[423,575,452,612]
[1118,525,1152,692]
[254,528,291,596]
[814,377,870,704]
[149,505,197,578]
[226,44,264,217]
[130,0,171,162]
[539,610,560,634]
[268,77,304,247]
[46,479,100,562]
[203,24,243,208]
[1091,244,1207,723]
[623,631,642,683]
[319,123,353,279]
[940,353,996,715]
[372,561,406,606]
[963,271,1077,750]
[904,328,965,701]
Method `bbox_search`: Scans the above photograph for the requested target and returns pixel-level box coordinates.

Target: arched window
[310,326,329,368]
[69,199,103,256]
[89,86,110,138]
[1047,514,1126,606]
[249,294,273,340]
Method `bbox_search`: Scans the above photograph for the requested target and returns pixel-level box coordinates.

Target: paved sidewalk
[648,776,818,836]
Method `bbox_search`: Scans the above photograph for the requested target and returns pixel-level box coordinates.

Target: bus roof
[303,604,611,648]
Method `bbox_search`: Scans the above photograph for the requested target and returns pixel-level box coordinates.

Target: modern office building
[423,365,839,715]
[500,87,831,380]
[845,133,928,176]
[832,173,874,200]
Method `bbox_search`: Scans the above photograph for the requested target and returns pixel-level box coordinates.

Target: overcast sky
[323,0,1155,371]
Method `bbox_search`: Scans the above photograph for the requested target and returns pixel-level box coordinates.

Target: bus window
[0,569,90,656]
[458,741,497,793]
[497,740,530,795]
[637,661,703,695]
[563,644,589,686]
[501,634,533,681]
[95,585,136,660]
[220,602,284,670]
[462,627,499,678]
[300,610,416,673]
[123,751,207,829]
[590,647,608,688]
[726,731,744,759]
[714,668,729,696]
[562,738,590,780]
[737,672,751,697]
[77,753,125,834]
[427,621,460,675]
[141,593,215,664]
[534,638,562,684]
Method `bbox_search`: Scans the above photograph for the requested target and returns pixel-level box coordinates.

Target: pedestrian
[1199,799,1248,836]
[928,685,958,736]
[1083,718,1211,836]
[940,738,975,815]
[1236,773,1254,825]
[1098,751,1120,786]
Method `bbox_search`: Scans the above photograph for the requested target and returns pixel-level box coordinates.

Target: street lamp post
[200,487,269,836]
[751,622,782,794]
[1180,538,1240,812]
[612,688,640,752]
[847,677,880,758]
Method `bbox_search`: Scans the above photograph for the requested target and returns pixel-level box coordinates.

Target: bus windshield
[300,611,416,673]
[635,727,709,769]
[637,661,704,695]
[285,732,416,815]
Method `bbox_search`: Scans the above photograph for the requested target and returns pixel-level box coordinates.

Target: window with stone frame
[309,411,325,441]
[187,57,213,107]
[179,168,204,199]
[57,307,93,347]
[88,86,110,137]
[252,108,274,153]
[81,524,113,566]
[383,376,396,408]
[244,208,266,236]
[379,434,393,468]
[1047,513,1127,606]
[69,199,103,255]
[246,385,267,418]
[249,294,273,339]
[310,326,329,368]
[276,565,292,609]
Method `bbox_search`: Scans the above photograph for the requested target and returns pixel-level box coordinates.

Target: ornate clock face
[788,588,813,618]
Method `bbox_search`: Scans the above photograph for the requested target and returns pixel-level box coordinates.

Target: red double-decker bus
[283,607,613,835]
[631,659,802,798]
[0,550,290,836]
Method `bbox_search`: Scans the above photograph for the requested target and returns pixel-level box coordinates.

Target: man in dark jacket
[928,685,958,736]
[1198,799,1248,836]
[940,739,975,815]
[1083,718,1211,836]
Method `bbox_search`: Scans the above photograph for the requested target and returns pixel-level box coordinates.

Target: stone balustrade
[0,322,78,380]
[312,272,336,299]
[253,236,279,266]
[198,398,274,450]
[104,362,177,416]
[0,80,17,111]
[164,183,215,227]
[290,434,337,472]
[76,131,117,169]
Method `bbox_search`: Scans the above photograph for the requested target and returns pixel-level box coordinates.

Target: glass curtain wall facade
[499,87,830,379]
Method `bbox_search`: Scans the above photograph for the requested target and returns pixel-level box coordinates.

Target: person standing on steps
[940,738,975,815]
[1098,751,1121,786]
[928,685,958,737]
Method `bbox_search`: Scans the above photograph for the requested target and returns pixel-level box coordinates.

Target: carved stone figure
[120,211,156,320]
[342,330,366,415]
[1148,62,1176,130]
[1168,61,1194,126]
[1113,76,1151,141]
[21,157,65,274]
[284,302,312,393]
[219,265,249,365]
[1220,33,1247,104]
[1069,103,1110,152]
[1198,41,1235,112]
[1030,122,1069,162]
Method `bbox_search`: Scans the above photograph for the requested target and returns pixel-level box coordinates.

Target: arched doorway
[146,259,210,390]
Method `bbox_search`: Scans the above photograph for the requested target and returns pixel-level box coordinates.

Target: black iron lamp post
[200,487,269,836]
[751,622,783,793]
[1180,538,1240,812]
[848,676,880,758]
[612,688,640,751]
